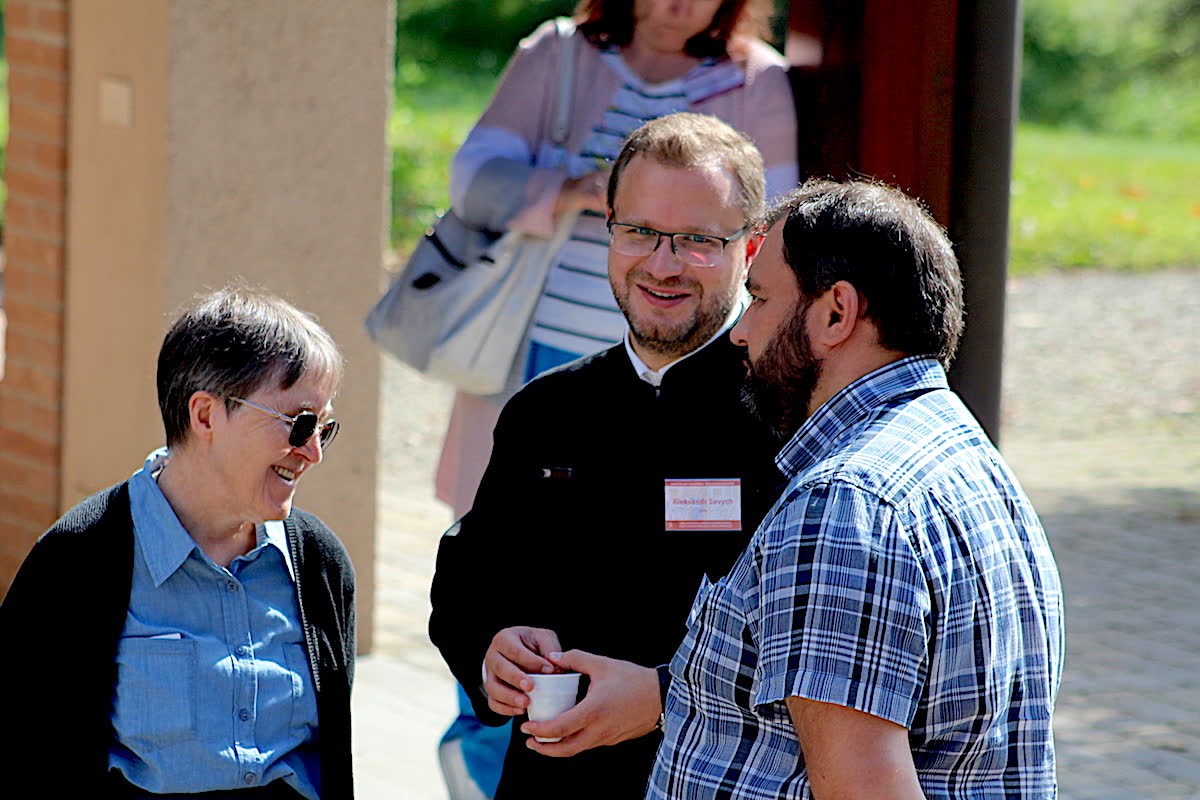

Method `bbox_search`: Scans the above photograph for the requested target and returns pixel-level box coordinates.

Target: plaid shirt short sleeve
[754,480,930,727]
[647,358,1064,800]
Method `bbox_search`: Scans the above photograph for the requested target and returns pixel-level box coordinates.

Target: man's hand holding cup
[482,625,566,717]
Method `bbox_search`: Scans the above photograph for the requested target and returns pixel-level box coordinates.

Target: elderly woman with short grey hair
[0,288,356,799]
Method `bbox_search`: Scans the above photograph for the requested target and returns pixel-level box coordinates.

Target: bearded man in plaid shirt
[647,179,1065,799]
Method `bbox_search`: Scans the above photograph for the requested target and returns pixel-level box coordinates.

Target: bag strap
[550,17,578,147]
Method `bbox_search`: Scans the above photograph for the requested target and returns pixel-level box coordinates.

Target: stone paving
[1005,437,1200,800]
[358,269,1200,799]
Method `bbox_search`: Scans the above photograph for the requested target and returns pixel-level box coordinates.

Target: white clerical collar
[623,300,745,387]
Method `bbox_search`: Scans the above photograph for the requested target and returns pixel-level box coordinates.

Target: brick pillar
[0,0,70,595]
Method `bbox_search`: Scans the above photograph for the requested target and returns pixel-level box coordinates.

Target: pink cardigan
[450,19,799,239]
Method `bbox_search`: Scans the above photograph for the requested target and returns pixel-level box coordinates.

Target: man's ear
[187,390,220,444]
[812,281,862,349]
[743,230,764,265]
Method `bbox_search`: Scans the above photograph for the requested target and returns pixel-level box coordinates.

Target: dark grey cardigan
[0,481,356,798]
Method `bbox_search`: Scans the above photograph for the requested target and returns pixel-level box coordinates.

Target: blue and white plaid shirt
[648,357,1065,800]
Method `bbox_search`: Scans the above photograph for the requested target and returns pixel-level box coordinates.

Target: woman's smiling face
[211,370,336,524]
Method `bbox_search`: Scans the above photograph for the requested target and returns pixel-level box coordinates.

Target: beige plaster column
[62,0,392,650]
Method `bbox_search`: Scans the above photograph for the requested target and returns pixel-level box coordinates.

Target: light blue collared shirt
[111,448,321,798]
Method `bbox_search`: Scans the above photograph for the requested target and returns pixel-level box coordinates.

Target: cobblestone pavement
[368,268,1200,799]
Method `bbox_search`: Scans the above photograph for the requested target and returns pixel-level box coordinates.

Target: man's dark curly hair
[763,179,966,368]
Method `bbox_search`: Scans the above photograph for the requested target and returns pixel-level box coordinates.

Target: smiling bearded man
[429,113,785,800]
[607,158,746,361]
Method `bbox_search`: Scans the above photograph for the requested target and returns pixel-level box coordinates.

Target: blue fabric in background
[442,683,509,797]
[524,341,582,383]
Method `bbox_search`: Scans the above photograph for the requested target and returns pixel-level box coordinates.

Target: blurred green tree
[1021,0,1200,140]
[396,0,575,73]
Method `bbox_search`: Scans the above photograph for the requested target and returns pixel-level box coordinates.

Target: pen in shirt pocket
[149,632,183,640]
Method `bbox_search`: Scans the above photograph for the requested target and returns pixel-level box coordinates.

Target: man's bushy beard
[740,300,821,442]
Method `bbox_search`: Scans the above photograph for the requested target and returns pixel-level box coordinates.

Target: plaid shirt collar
[775,355,949,479]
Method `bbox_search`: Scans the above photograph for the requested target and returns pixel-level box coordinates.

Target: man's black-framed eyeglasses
[229,396,340,450]
[607,221,749,267]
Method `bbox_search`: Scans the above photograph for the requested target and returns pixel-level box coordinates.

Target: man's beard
[613,271,740,363]
[740,301,821,441]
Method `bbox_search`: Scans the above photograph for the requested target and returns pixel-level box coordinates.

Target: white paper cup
[525,672,581,742]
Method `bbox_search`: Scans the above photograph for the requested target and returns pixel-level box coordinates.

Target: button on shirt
[648,357,1065,799]
[111,449,321,798]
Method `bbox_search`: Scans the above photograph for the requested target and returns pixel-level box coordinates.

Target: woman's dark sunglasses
[229,396,340,449]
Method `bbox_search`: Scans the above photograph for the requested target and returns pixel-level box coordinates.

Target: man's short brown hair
[607,112,765,225]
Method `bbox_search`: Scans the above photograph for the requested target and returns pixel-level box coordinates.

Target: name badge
[664,479,742,531]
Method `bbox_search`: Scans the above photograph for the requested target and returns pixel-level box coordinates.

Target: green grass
[1009,124,1200,274]
[390,48,496,252]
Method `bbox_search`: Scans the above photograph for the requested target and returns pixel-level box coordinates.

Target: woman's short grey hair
[157,287,345,447]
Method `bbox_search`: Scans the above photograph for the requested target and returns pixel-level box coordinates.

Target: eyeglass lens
[287,413,340,449]
[674,237,723,264]
[610,226,724,266]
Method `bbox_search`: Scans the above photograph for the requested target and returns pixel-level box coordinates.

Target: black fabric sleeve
[0,486,131,792]
[428,391,539,726]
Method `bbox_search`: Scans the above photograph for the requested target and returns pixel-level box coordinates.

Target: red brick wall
[0,0,70,595]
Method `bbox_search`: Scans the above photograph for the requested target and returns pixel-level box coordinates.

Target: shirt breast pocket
[282,642,318,738]
[113,637,198,752]
[677,572,760,710]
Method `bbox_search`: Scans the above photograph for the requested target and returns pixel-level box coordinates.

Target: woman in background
[431,2,797,798]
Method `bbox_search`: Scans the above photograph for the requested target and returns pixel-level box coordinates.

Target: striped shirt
[648,357,1065,800]
[528,52,747,357]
